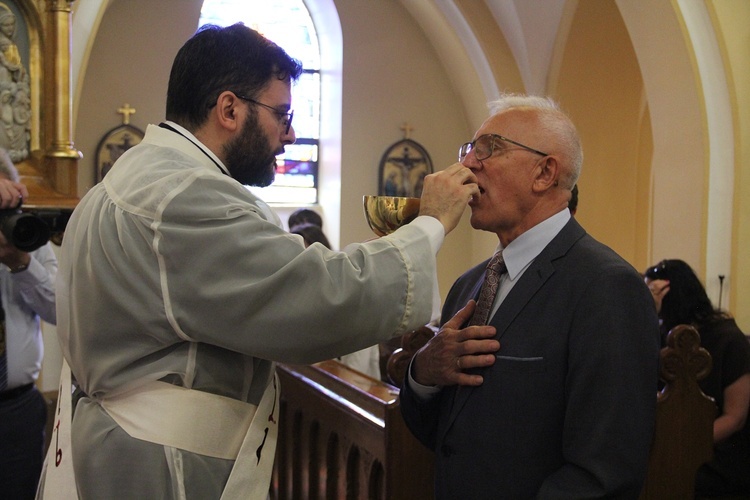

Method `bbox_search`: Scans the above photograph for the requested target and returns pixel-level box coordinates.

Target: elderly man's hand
[412,300,500,387]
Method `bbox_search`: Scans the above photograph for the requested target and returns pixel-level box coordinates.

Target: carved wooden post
[639,324,717,499]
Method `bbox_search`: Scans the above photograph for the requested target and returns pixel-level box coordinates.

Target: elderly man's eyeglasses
[236,94,294,134]
[458,133,548,162]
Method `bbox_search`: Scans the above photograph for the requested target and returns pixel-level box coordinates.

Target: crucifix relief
[96,104,144,182]
[378,123,433,198]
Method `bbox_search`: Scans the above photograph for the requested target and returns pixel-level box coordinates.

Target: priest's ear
[212,91,244,133]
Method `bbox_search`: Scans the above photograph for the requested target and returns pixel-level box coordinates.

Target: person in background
[399,93,660,498]
[54,23,477,498]
[645,259,750,497]
[287,207,323,231]
[289,222,331,249]
[0,148,57,500]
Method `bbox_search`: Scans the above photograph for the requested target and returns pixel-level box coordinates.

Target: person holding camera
[0,148,57,499]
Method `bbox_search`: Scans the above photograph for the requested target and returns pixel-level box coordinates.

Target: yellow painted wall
[553,0,650,271]
[709,0,750,331]
[332,0,478,299]
[73,0,478,302]
[69,0,749,331]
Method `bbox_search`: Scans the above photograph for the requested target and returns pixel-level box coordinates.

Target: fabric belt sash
[103,375,280,499]
[102,381,258,460]
[37,359,77,499]
[37,361,280,500]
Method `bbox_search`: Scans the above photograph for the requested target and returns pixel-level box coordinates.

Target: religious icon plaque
[378,123,433,198]
[95,103,144,182]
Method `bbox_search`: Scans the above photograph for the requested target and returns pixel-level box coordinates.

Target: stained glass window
[199,0,321,204]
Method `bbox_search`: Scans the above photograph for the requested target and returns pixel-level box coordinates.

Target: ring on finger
[456,357,461,370]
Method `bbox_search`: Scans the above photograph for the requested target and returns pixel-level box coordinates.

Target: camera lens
[0,212,51,252]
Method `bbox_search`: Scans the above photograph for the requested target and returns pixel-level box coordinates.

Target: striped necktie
[468,252,507,326]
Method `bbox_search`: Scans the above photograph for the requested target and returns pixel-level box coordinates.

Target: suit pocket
[494,355,546,373]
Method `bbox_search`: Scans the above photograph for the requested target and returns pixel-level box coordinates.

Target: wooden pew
[272,359,434,499]
[640,324,717,499]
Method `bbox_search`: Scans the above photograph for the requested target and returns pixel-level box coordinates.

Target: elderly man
[400,94,660,499]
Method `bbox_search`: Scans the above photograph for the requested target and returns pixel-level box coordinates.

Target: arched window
[199,0,321,204]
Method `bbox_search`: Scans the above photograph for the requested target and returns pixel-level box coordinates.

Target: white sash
[36,362,280,499]
[220,372,279,500]
[36,358,78,499]
[102,380,259,460]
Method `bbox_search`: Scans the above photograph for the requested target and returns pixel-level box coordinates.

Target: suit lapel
[445,218,587,429]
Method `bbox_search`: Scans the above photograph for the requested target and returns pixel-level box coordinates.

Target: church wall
[331,0,477,300]
[73,0,202,194]
[30,0,746,395]
[709,0,750,331]
[67,0,750,343]
[552,0,650,271]
[72,0,477,301]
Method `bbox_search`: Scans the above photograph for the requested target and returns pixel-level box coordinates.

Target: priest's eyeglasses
[458,133,548,162]
[237,95,294,134]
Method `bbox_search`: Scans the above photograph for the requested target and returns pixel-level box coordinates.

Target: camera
[0,206,71,252]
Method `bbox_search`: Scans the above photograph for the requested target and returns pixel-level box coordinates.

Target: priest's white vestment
[52,122,443,499]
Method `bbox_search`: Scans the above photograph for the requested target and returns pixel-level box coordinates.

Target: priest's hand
[418,162,478,234]
[411,300,499,387]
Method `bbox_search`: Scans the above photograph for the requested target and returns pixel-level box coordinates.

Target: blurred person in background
[645,258,750,497]
[0,148,57,500]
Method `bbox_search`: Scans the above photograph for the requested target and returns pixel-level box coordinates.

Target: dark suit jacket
[401,217,660,499]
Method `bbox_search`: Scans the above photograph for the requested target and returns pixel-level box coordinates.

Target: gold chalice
[363,196,421,237]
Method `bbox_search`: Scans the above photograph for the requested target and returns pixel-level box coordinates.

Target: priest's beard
[223,113,279,187]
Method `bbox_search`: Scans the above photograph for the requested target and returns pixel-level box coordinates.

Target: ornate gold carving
[9,0,79,212]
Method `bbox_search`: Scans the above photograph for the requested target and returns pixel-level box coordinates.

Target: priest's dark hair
[166,23,302,130]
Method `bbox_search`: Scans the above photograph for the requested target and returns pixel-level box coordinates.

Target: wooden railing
[272,359,434,500]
